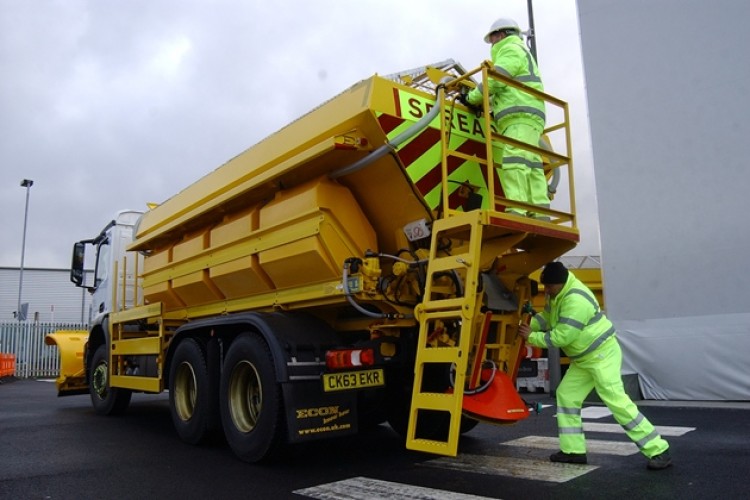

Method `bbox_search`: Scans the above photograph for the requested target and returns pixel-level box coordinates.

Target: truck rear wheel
[90,344,131,415]
[220,333,284,463]
[169,338,212,445]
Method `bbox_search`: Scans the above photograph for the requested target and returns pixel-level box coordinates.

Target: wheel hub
[228,360,262,433]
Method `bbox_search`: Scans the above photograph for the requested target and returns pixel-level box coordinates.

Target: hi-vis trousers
[493,121,550,216]
[556,337,670,459]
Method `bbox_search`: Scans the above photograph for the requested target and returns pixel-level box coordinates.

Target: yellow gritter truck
[47,59,579,462]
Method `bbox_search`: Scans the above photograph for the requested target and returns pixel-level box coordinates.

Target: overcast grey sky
[0,0,599,270]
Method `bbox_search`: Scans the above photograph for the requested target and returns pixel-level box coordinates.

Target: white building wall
[577,0,750,399]
[0,268,91,324]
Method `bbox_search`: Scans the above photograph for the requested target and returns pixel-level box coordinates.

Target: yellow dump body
[128,71,577,320]
[130,76,440,318]
[131,77,431,252]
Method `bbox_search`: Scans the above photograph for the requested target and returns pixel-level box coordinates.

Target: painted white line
[579,408,696,436]
[294,476,495,499]
[581,406,612,419]
[422,453,597,483]
[502,435,639,456]
[583,422,696,437]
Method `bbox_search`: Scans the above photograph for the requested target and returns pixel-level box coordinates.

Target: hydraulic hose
[450,360,498,395]
[369,251,428,266]
[330,76,561,200]
[342,260,414,320]
[329,78,452,180]
[342,262,385,319]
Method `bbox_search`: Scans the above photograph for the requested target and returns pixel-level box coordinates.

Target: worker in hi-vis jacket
[518,261,672,470]
[461,17,550,217]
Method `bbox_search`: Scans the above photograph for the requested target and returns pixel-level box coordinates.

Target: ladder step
[416,347,463,364]
[412,392,459,412]
[406,438,454,455]
[427,254,472,274]
[419,298,466,313]
[111,337,161,355]
[110,375,162,393]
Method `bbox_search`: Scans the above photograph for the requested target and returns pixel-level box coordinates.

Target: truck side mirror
[530,279,539,297]
[71,242,86,287]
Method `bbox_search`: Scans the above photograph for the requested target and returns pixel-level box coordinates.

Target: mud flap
[283,380,358,443]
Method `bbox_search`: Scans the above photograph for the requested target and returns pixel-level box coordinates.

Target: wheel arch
[165,311,340,385]
[85,317,109,383]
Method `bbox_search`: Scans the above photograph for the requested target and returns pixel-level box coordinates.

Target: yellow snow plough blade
[45,330,89,396]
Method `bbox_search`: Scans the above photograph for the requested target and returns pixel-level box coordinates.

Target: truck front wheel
[169,338,212,445]
[89,344,131,415]
[220,333,284,463]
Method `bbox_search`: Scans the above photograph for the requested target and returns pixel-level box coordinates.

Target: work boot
[549,451,587,464]
[647,451,672,470]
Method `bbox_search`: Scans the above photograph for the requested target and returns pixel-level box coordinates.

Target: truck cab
[46,210,144,396]
[70,210,144,324]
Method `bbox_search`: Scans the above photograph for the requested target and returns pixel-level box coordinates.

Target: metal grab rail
[436,62,576,227]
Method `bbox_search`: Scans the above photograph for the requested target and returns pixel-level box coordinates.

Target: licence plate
[322,369,385,392]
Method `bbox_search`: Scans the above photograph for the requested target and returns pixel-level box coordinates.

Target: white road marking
[583,422,696,436]
[581,406,612,419]
[502,435,639,456]
[295,409,696,496]
[422,453,598,483]
[294,476,496,499]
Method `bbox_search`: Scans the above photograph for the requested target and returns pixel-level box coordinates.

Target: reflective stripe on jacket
[527,272,616,359]
[466,34,545,127]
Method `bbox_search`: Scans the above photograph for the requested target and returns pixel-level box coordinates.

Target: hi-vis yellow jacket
[466,34,546,128]
[526,272,617,360]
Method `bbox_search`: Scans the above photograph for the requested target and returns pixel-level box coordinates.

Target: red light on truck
[325,348,375,370]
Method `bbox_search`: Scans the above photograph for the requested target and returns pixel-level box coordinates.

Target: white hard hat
[483,18,521,43]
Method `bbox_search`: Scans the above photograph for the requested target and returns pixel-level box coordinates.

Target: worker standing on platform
[461,18,550,217]
[518,262,673,470]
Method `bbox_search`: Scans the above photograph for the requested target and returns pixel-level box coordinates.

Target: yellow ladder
[405,79,496,456]
[406,210,485,456]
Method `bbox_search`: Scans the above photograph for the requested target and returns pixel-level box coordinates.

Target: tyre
[459,416,480,434]
[169,338,212,445]
[89,344,132,415]
[220,334,284,463]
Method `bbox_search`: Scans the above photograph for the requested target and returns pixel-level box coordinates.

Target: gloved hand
[457,93,483,115]
[517,323,531,340]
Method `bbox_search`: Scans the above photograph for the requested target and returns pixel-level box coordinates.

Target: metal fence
[0,322,87,379]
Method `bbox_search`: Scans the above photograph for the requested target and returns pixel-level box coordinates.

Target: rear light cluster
[325,348,375,370]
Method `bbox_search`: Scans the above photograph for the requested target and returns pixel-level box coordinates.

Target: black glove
[458,93,482,115]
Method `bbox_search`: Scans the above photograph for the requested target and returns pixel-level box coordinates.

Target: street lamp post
[18,179,34,321]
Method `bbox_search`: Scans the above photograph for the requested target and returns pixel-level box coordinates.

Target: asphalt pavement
[1,377,749,499]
